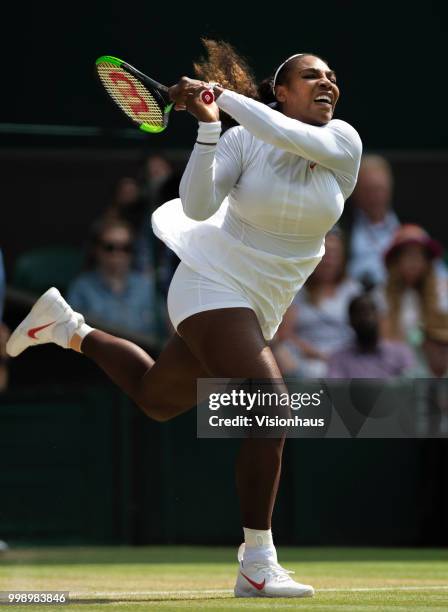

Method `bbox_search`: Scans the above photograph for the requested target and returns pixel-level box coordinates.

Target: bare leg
[77,330,208,422]
[77,331,154,398]
[73,306,287,529]
[235,437,285,529]
[178,307,287,530]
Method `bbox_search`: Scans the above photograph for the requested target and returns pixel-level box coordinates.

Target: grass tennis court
[1,547,447,611]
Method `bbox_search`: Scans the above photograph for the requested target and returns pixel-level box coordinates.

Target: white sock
[56,317,94,351]
[76,323,95,352]
[243,527,276,563]
[77,322,95,341]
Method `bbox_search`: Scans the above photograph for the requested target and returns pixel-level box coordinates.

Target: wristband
[197,121,221,144]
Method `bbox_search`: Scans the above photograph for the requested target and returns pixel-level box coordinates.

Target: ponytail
[193,38,259,97]
[193,41,325,125]
[194,38,271,129]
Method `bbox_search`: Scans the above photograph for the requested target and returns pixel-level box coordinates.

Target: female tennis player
[7,41,362,598]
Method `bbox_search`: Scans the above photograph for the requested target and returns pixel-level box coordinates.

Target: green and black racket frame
[95,55,214,134]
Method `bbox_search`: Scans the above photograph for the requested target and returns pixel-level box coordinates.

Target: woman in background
[68,218,162,341]
[379,224,448,347]
[273,229,362,377]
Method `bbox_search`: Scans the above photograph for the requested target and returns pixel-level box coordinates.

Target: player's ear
[275,84,287,104]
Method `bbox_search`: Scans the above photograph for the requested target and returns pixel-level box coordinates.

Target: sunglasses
[98,241,133,254]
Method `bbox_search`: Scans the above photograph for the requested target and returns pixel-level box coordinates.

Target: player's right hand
[169,77,220,123]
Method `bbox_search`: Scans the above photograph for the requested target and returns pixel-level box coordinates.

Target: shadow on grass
[71,596,230,604]
[1,547,448,567]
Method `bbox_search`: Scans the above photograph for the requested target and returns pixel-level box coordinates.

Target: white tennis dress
[152,90,362,340]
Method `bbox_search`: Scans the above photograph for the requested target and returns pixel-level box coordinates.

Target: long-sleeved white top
[179,89,362,257]
[152,89,362,339]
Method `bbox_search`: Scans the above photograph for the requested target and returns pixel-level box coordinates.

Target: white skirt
[152,198,323,341]
[167,261,254,332]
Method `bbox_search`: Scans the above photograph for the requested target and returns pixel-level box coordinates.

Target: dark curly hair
[193,39,259,98]
[193,38,259,129]
[193,39,325,127]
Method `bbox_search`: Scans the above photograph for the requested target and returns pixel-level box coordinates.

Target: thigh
[178,307,284,380]
[179,309,289,429]
[139,331,209,419]
[140,308,285,420]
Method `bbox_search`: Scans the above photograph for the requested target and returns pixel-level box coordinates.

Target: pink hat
[384,224,443,265]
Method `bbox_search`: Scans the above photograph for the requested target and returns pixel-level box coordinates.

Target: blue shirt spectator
[67,218,163,340]
[346,155,400,287]
[68,269,159,338]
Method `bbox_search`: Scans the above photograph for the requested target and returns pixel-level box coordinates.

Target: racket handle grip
[200,89,215,105]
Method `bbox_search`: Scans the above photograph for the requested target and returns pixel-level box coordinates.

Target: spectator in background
[138,155,175,281]
[378,224,448,347]
[105,176,155,276]
[0,250,10,391]
[0,250,4,317]
[347,154,400,287]
[108,177,145,229]
[273,229,362,377]
[408,313,448,378]
[140,153,174,213]
[327,293,415,378]
[270,306,302,377]
[67,219,163,341]
[107,157,176,279]
[153,172,182,297]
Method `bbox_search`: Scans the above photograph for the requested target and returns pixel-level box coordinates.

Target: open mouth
[314,95,332,107]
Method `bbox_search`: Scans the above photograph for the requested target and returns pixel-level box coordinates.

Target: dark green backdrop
[2,0,448,547]
[3,1,447,149]
[0,382,438,546]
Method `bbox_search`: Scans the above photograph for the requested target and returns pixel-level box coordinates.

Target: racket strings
[97,62,164,127]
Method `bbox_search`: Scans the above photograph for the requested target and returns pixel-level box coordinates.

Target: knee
[151,410,174,423]
[136,396,178,423]
[140,401,175,422]
[242,436,286,458]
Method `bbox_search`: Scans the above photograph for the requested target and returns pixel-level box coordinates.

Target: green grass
[0,547,447,611]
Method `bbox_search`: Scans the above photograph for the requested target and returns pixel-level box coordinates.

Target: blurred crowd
[1,152,448,393]
[271,154,448,382]
[66,154,183,340]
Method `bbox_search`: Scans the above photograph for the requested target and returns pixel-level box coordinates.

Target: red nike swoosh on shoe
[27,321,56,339]
[240,572,265,591]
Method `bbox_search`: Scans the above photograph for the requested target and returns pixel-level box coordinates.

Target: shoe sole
[6,287,62,357]
[234,589,314,598]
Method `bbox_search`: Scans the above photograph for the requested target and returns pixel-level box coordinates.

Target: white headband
[272,53,305,94]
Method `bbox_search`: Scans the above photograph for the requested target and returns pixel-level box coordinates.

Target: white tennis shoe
[6,287,84,357]
[234,543,314,598]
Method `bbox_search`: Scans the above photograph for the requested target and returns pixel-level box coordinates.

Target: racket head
[95,55,173,133]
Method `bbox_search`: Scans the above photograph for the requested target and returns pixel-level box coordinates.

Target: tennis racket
[95,55,215,134]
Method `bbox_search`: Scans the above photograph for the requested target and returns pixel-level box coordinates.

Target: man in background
[327,293,415,378]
